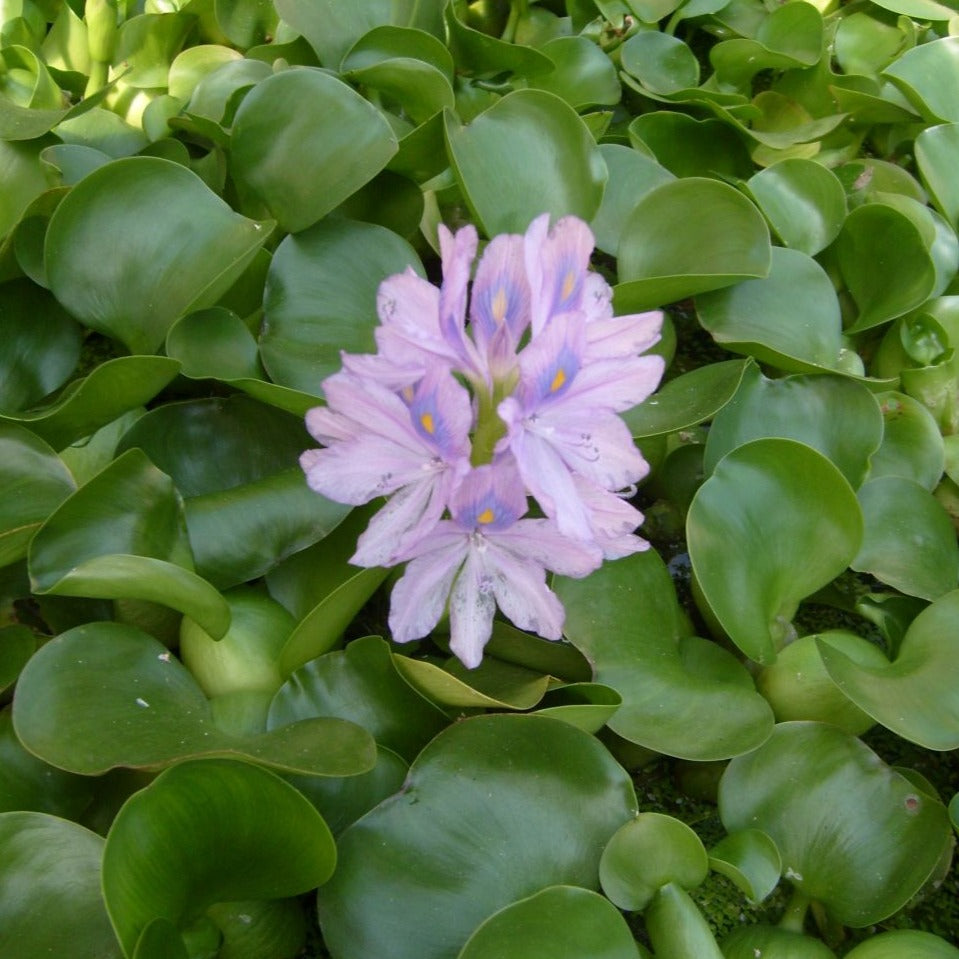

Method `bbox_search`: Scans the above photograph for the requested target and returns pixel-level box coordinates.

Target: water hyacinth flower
[301,213,665,668]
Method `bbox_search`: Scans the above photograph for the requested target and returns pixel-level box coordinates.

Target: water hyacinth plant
[300,215,664,666]
[4,0,959,957]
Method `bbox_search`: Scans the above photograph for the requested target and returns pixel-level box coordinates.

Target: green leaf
[0,812,120,959]
[457,886,639,959]
[916,123,959,229]
[28,448,231,637]
[883,37,959,122]
[260,218,424,393]
[870,391,945,491]
[45,157,273,354]
[102,758,337,957]
[343,58,454,125]
[756,631,886,735]
[600,812,708,911]
[529,36,621,109]
[616,178,771,312]
[722,926,837,959]
[13,621,376,776]
[555,551,774,760]
[624,359,751,438]
[688,439,863,664]
[746,158,847,255]
[844,931,959,958]
[0,280,82,413]
[818,589,959,749]
[231,68,397,233]
[0,627,36,696]
[644,883,724,959]
[620,31,699,96]
[590,144,674,257]
[696,247,844,373]
[629,113,753,180]
[445,89,607,236]
[852,477,959,600]
[0,356,181,451]
[536,682,622,734]
[719,722,952,926]
[0,137,56,241]
[317,714,637,959]
[269,636,449,762]
[708,829,781,904]
[0,422,75,568]
[702,367,883,488]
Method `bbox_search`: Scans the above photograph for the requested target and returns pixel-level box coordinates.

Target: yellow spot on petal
[561,270,576,302]
[477,508,495,524]
[401,385,415,403]
[420,412,435,434]
[550,367,567,393]
[492,288,508,324]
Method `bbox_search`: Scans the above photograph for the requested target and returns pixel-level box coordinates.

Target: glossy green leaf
[0,356,181,451]
[756,631,886,735]
[260,218,423,394]
[317,714,637,959]
[341,25,453,78]
[689,439,863,664]
[722,926,837,959]
[0,279,81,413]
[600,812,708,911]
[818,589,959,749]
[393,653,551,710]
[916,123,959,229]
[629,113,754,180]
[696,247,844,373]
[703,367,883,488]
[624,359,751,438]
[616,178,771,312]
[844,931,959,958]
[13,621,376,776]
[231,68,397,233]
[102,758,336,957]
[746,158,847,255]
[719,722,952,926]
[590,144,674,257]
[853,477,959,600]
[883,36,959,122]
[839,202,939,333]
[0,812,120,959]
[28,448,231,637]
[114,12,193,88]
[529,36,621,109]
[645,883,724,959]
[870,391,945,490]
[444,4,552,79]
[536,682,622,733]
[0,137,56,242]
[481,621,591,683]
[457,886,639,959]
[556,551,774,760]
[45,157,272,354]
[183,58,273,123]
[344,58,454,125]
[0,422,75,568]
[708,829,781,903]
[620,31,699,95]
[269,636,449,762]
[0,627,36,695]
[445,89,606,236]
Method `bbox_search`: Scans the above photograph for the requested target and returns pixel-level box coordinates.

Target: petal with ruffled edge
[584,308,664,363]
[482,542,567,641]
[525,214,595,335]
[388,531,469,643]
[562,353,666,414]
[512,311,587,410]
[437,224,485,380]
[492,517,603,578]
[448,548,498,668]
[571,476,650,559]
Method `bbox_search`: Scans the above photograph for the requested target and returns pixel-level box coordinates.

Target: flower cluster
[300,214,665,668]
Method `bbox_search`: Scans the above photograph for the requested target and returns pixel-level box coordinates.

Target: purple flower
[388,460,602,668]
[300,366,472,565]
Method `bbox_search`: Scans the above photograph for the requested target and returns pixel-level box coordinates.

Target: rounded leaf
[708,829,781,904]
[317,714,637,959]
[719,722,952,926]
[722,925,837,959]
[844,931,959,958]
[617,178,770,311]
[457,886,639,959]
[445,89,606,236]
[870,391,945,490]
[102,758,337,957]
[688,439,863,664]
[883,37,959,122]
[231,68,397,233]
[45,157,273,354]
[600,813,708,911]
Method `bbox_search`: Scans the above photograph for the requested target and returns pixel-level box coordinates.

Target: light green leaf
[708,829,781,904]
[883,36,959,122]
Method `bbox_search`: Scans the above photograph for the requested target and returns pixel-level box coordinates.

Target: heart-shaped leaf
[45,157,273,354]
[445,89,607,236]
[719,722,952,926]
[102,758,337,957]
[317,714,637,959]
[689,439,863,664]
